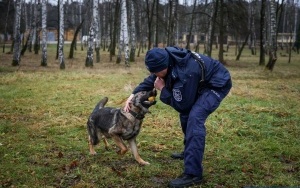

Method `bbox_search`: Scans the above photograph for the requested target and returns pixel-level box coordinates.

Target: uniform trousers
[179,79,232,177]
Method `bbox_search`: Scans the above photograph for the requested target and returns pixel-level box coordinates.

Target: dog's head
[131,89,157,113]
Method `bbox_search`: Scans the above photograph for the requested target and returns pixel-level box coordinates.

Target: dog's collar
[129,110,145,120]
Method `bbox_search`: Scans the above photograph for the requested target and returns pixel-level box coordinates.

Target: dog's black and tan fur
[87,89,157,165]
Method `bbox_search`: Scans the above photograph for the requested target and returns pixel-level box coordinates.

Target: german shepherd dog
[87,89,157,165]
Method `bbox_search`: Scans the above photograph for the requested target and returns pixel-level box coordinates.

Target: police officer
[124,47,232,188]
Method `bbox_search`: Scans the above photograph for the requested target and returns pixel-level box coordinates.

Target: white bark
[85,0,97,67]
[94,0,100,63]
[59,0,65,69]
[266,0,278,71]
[269,0,277,56]
[118,0,130,67]
[85,25,94,67]
[41,0,47,66]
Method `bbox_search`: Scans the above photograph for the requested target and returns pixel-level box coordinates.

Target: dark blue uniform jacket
[133,47,231,113]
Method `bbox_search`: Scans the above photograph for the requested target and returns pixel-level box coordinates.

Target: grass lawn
[0,45,299,187]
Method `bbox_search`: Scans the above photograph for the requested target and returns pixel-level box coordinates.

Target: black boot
[171,152,184,160]
[168,174,203,188]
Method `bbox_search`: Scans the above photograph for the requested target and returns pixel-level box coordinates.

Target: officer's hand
[154,77,165,91]
[124,94,134,112]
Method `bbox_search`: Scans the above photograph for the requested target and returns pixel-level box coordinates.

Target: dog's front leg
[88,136,97,155]
[128,138,150,165]
[103,137,110,151]
[111,135,128,155]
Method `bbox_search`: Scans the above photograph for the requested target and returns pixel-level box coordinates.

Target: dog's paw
[90,151,97,155]
[139,160,150,165]
[117,149,128,155]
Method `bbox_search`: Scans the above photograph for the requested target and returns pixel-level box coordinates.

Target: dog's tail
[92,97,108,114]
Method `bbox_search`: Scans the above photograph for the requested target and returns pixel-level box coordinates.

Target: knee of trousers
[185,113,207,139]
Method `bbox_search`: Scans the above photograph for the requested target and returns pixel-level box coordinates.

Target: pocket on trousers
[202,91,221,114]
[191,129,205,150]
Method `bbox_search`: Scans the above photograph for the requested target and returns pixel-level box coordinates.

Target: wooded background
[0,0,299,70]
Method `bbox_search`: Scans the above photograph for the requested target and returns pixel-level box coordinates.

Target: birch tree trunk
[265,0,277,71]
[85,24,95,67]
[41,0,47,66]
[259,0,266,65]
[85,0,95,67]
[117,0,130,67]
[59,0,65,69]
[129,0,136,62]
[94,0,100,63]
[12,0,22,66]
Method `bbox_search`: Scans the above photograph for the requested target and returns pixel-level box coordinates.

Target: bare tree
[137,0,146,56]
[94,0,100,63]
[145,0,155,50]
[41,0,47,66]
[34,0,40,54]
[167,0,177,46]
[58,0,65,69]
[294,1,300,54]
[185,0,197,50]
[249,1,257,55]
[218,0,225,64]
[117,0,130,67]
[85,0,96,67]
[2,0,11,53]
[12,0,22,66]
[109,0,120,61]
[69,19,84,59]
[265,0,278,71]
[287,0,298,63]
[207,0,218,57]
[129,0,136,62]
[154,0,159,47]
[259,0,266,65]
